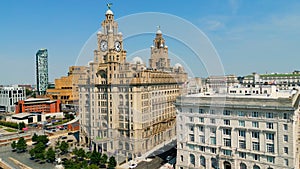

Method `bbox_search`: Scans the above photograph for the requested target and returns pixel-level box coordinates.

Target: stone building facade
[78,8,187,161]
[175,86,300,169]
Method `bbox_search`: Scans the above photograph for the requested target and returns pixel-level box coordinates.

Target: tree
[33,142,46,160]
[18,122,26,130]
[59,141,69,154]
[36,135,49,145]
[108,156,117,169]
[46,147,55,162]
[100,153,108,165]
[16,137,27,152]
[90,151,101,165]
[32,133,38,142]
[29,148,35,158]
[85,164,99,169]
[11,141,17,151]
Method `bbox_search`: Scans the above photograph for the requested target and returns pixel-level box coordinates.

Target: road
[136,157,163,169]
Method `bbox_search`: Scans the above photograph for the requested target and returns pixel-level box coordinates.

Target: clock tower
[94,6,126,64]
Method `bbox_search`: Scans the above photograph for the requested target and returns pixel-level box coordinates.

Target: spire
[156,25,162,34]
[106,3,114,15]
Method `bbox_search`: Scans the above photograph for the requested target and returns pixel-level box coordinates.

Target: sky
[1,0,300,85]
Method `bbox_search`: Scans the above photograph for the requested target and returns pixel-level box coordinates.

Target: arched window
[240,163,247,169]
[253,165,260,169]
[200,156,206,167]
[189,154,195,166]
[211,158,218,169]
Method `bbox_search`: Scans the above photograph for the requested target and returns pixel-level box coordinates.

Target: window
[223,129,231,135]
[189,154,195,166]
[284,135,288,142]
[252,121,259,128]
[189,134,194,142]
[239,120,245,127]
[223,138,231,147]
[210,137,216,145]
[267,144,274,153]
[239,130,246,137]
[211,148,216,154]
[224,119,230,125]
[210,128,216,134]
[266,122,274,129]
[223,110,231,116]
[283,124,288,130]
[239,152,246,159]
[210,118,216,124]
[188,144,195,150]
[238,111,245,116]
[209,109,215,114]
[267,156,275,163]
[199,136,205,143]
[189,126,194,132]
[199,146,205,152]
[283,113,289,119]
[189,108,193,113]
[199,108,204,114]
[252,142,260,151]
[180,155,183,162]
[252,112,259,117]
[223,150,232,156]
[266,133,274,140]
[284,159,289,166]
[199,126,204,132]
[189,117,194,122]
[200,156,206,167]
[253,154,260,161]
[284,147,288,154]
[252,132,259,139]
[199,117,204,123]
[239,140,246,149]
[266,112,274,118]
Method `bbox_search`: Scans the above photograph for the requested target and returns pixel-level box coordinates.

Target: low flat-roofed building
[15,98,61,114]
[8,112,64,124]
[175,86,300,169]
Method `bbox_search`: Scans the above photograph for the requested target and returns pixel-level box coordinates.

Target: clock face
[100,40,108,52]
[114,41,121,52]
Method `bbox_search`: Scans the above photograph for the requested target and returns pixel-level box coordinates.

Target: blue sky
[1,0,300,85]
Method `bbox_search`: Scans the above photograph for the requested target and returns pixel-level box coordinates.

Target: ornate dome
[132,57,143,64]
[106,9,113,15]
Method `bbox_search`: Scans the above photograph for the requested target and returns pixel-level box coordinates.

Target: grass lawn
[0,126,3,128]
[4,128,17,132]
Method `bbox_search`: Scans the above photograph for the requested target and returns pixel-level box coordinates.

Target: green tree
[32,133,38,142]
[100,153,108,165]
[77,148,86,159]
[36,135,49,145]
[18,122,26,130]
[85,164,99,169]
[16,137,27,152]
[33,142,46,160]
[90,151,101,165]
[108,156,117,169]
[11,141,17,151]
[46,147,55,162]
[59,141,69,154]
[29,148,35,158]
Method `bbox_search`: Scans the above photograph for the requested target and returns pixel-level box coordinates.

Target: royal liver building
[79,7,187,160]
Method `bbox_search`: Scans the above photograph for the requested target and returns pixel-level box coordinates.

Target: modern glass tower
[36,48,48,95]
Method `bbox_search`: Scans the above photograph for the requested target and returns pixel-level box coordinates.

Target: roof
[106,9,113,15]
[12,113,35,118]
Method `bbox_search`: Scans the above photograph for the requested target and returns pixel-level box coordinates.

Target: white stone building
[175,85,300,169]
[0,86,26,112]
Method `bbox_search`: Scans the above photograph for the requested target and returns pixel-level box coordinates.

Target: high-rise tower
[36,48,48,95]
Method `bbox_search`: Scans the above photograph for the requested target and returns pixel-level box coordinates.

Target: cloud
[229,0,240,14]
